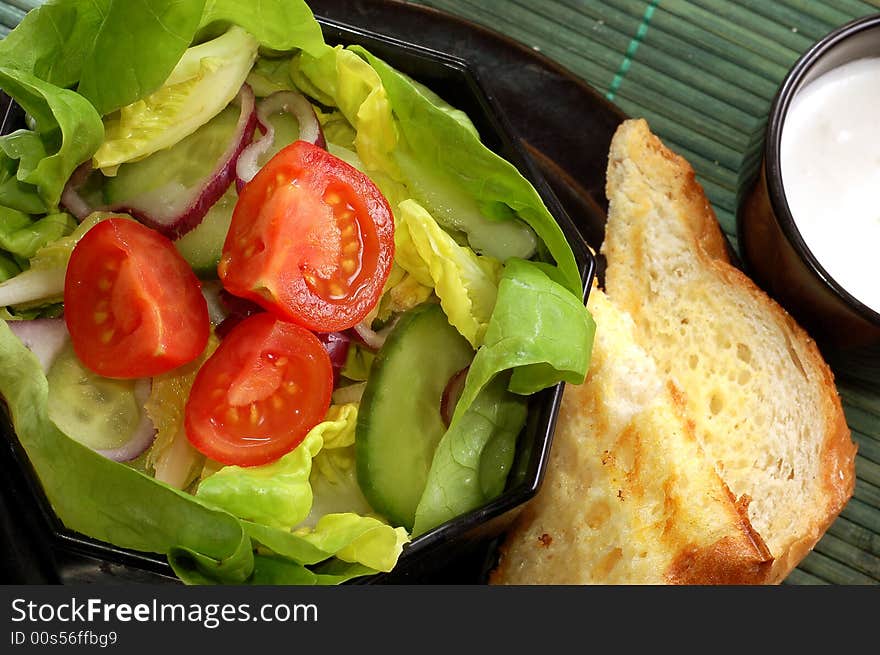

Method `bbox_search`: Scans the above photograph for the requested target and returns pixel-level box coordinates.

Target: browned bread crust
[490,288,773,585]
[601,118,856,583]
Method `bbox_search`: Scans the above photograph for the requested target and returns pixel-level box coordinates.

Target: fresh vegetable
[236,90,326,185]
[184,312,333,467]
[0,0,597,587]
[5,317,68,372]
[356,303,475,529]
[46,341,156,462]
[219,140,395,333]
[97,84,257,239]
[92,26,259,173]
[63,217,209,378]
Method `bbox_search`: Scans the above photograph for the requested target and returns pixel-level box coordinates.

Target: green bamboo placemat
[2,0,879,585]
[411,0,880,585]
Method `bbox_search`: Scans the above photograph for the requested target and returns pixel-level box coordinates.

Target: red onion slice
[236,90,326,186]
[60,163,94,221]
[316,331,351,386]
[6,317,69,373]
[96,377,157,462]
[440,366,469,428]
[122,84,256,239]
[72,85,257,239]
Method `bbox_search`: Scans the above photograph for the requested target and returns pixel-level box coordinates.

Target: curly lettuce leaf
[396,199,501,348]
[196,404,381,530]
[0,212,115,310]
[0,209,75,260]
[196,429,322,529]
[0,67,104,211]
[246,514,408,574]
[93,26,259,172]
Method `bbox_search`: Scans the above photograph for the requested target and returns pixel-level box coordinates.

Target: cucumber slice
[173,185,237,277]
[103,104,241,207]
[356,302,474,529]
[46,342,146,452]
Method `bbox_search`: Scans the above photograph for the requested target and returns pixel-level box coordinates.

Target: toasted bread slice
[601,118,857,582]
[490,287,773,584]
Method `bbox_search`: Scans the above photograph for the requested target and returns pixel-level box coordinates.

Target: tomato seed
[273,356,288,368]
[93,311,108,325]
[249,404,260,425]
[98,277,112,291]
[100,329,114,344]
[226,407,239,423]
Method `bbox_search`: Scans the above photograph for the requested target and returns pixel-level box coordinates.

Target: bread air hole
[709,392,724,416]
[586,500,611,529]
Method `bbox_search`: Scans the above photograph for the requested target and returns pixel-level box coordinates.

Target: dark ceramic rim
[764,12,880,328]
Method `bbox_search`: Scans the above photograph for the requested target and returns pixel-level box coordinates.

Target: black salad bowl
[0,14,596,585]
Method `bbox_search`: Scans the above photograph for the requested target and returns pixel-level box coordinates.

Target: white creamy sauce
[780,57,880,313]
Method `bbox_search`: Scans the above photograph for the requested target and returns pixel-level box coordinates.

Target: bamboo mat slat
[2,0,880,585]
[412,0,880,586]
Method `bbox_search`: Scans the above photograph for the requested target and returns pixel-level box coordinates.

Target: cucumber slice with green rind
[356,302,474,529]
[46,342,147,452]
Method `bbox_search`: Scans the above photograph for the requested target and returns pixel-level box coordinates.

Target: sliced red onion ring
[117,84,257,239]
[96,377,157,462]
[6,317,69,373]
[64,85,258,238]
[236,90,326,187]
[440,366,469,428]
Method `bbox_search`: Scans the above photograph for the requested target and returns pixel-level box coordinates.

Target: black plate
[0,0,623,585]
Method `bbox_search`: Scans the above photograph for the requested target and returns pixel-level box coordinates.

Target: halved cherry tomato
[218,140,394,333]
[64,217,209,379]
[184,311,333,467]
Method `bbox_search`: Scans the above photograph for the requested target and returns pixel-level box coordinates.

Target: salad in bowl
[0,0,595,585]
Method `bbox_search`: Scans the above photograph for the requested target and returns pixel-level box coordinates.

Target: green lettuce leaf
[196,403,381,530]
[452,258,596,428]
[0,318,256,583]
[199,0,328,58]
[396,199,501,348]
[0,67,104,210]
[93,26,259,172]
[77,0,207,116]
[0,212,114,309]
[0,209,75,260]
[195,429,322,529]
[355,48,581,296]
[0,0,111,91]
[412,372,527,536]
[0,320,400,585]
